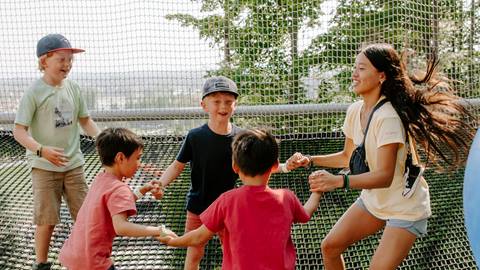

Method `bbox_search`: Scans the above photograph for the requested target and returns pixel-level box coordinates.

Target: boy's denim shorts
[31,166,88,225]
[355,197,428,238]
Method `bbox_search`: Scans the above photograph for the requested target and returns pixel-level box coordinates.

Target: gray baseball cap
[36,34,85,57]
[202,76,239,99]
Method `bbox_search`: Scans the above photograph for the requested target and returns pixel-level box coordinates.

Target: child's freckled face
[43,50,74,83]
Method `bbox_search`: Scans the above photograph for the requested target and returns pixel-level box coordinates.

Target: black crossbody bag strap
[348,98,389,175]
[362,98,389,143]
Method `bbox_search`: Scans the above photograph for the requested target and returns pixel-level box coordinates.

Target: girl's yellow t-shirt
[343,97,431,221]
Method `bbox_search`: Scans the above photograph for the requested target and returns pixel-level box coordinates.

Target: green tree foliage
[166,0,479,134]
[303,0,480,100]
[166,0,324,104]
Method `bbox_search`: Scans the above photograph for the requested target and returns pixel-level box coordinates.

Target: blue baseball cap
[36,34,85,58]
[202,76,239,99]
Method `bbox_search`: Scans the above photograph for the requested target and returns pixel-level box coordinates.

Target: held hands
[308,170,343,192]
[155,225,178,244]
[139,163,165,199]
[139,180,165,200]
[42,146,68,167]
[285,152,312,171]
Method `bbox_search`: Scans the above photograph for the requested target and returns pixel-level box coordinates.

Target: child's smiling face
[42,50,74,85]
[201,92,237,123]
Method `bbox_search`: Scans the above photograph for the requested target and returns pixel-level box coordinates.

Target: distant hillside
[0,70,208,112]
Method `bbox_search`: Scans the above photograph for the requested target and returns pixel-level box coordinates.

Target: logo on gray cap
[202,76,239,99]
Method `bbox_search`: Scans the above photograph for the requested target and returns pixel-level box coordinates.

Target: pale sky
[0,0,336,78]
[0,0,222,77]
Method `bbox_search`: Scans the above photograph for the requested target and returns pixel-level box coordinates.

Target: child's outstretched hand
[285,152,311,171]
[156,225,178,244]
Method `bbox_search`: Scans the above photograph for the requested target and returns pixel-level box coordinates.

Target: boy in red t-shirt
[158,128,322,270]
[59,128,176,270]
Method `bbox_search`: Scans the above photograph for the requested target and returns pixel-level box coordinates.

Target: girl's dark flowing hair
[362,43,477,170]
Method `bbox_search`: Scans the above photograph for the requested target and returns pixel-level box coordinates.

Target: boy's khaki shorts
[31,166,88,225]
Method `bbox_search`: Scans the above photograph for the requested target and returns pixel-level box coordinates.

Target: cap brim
[47,48,85,54]
[202,89,239,99]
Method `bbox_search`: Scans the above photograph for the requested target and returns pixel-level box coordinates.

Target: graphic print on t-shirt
[54,96,73,128]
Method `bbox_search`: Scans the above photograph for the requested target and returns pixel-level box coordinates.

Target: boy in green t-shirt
[13,34,100,270]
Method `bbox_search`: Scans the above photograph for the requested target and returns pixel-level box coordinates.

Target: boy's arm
[13,124,40,153]
[79,116,101,138]
[13,124,67,167]
[134,161,185,201]
[158,160,186,188]
[303,192,322,217]
[158,224,214,247]
[112,212,168,237]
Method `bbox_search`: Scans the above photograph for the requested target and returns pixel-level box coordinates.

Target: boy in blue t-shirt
[158,76,241,270]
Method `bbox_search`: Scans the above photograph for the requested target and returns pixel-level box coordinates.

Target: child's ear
[232,160,239,174]
[271,159,280,172]
[40,57,48,69]
[114,152,125,163]
[200,99,208,112]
